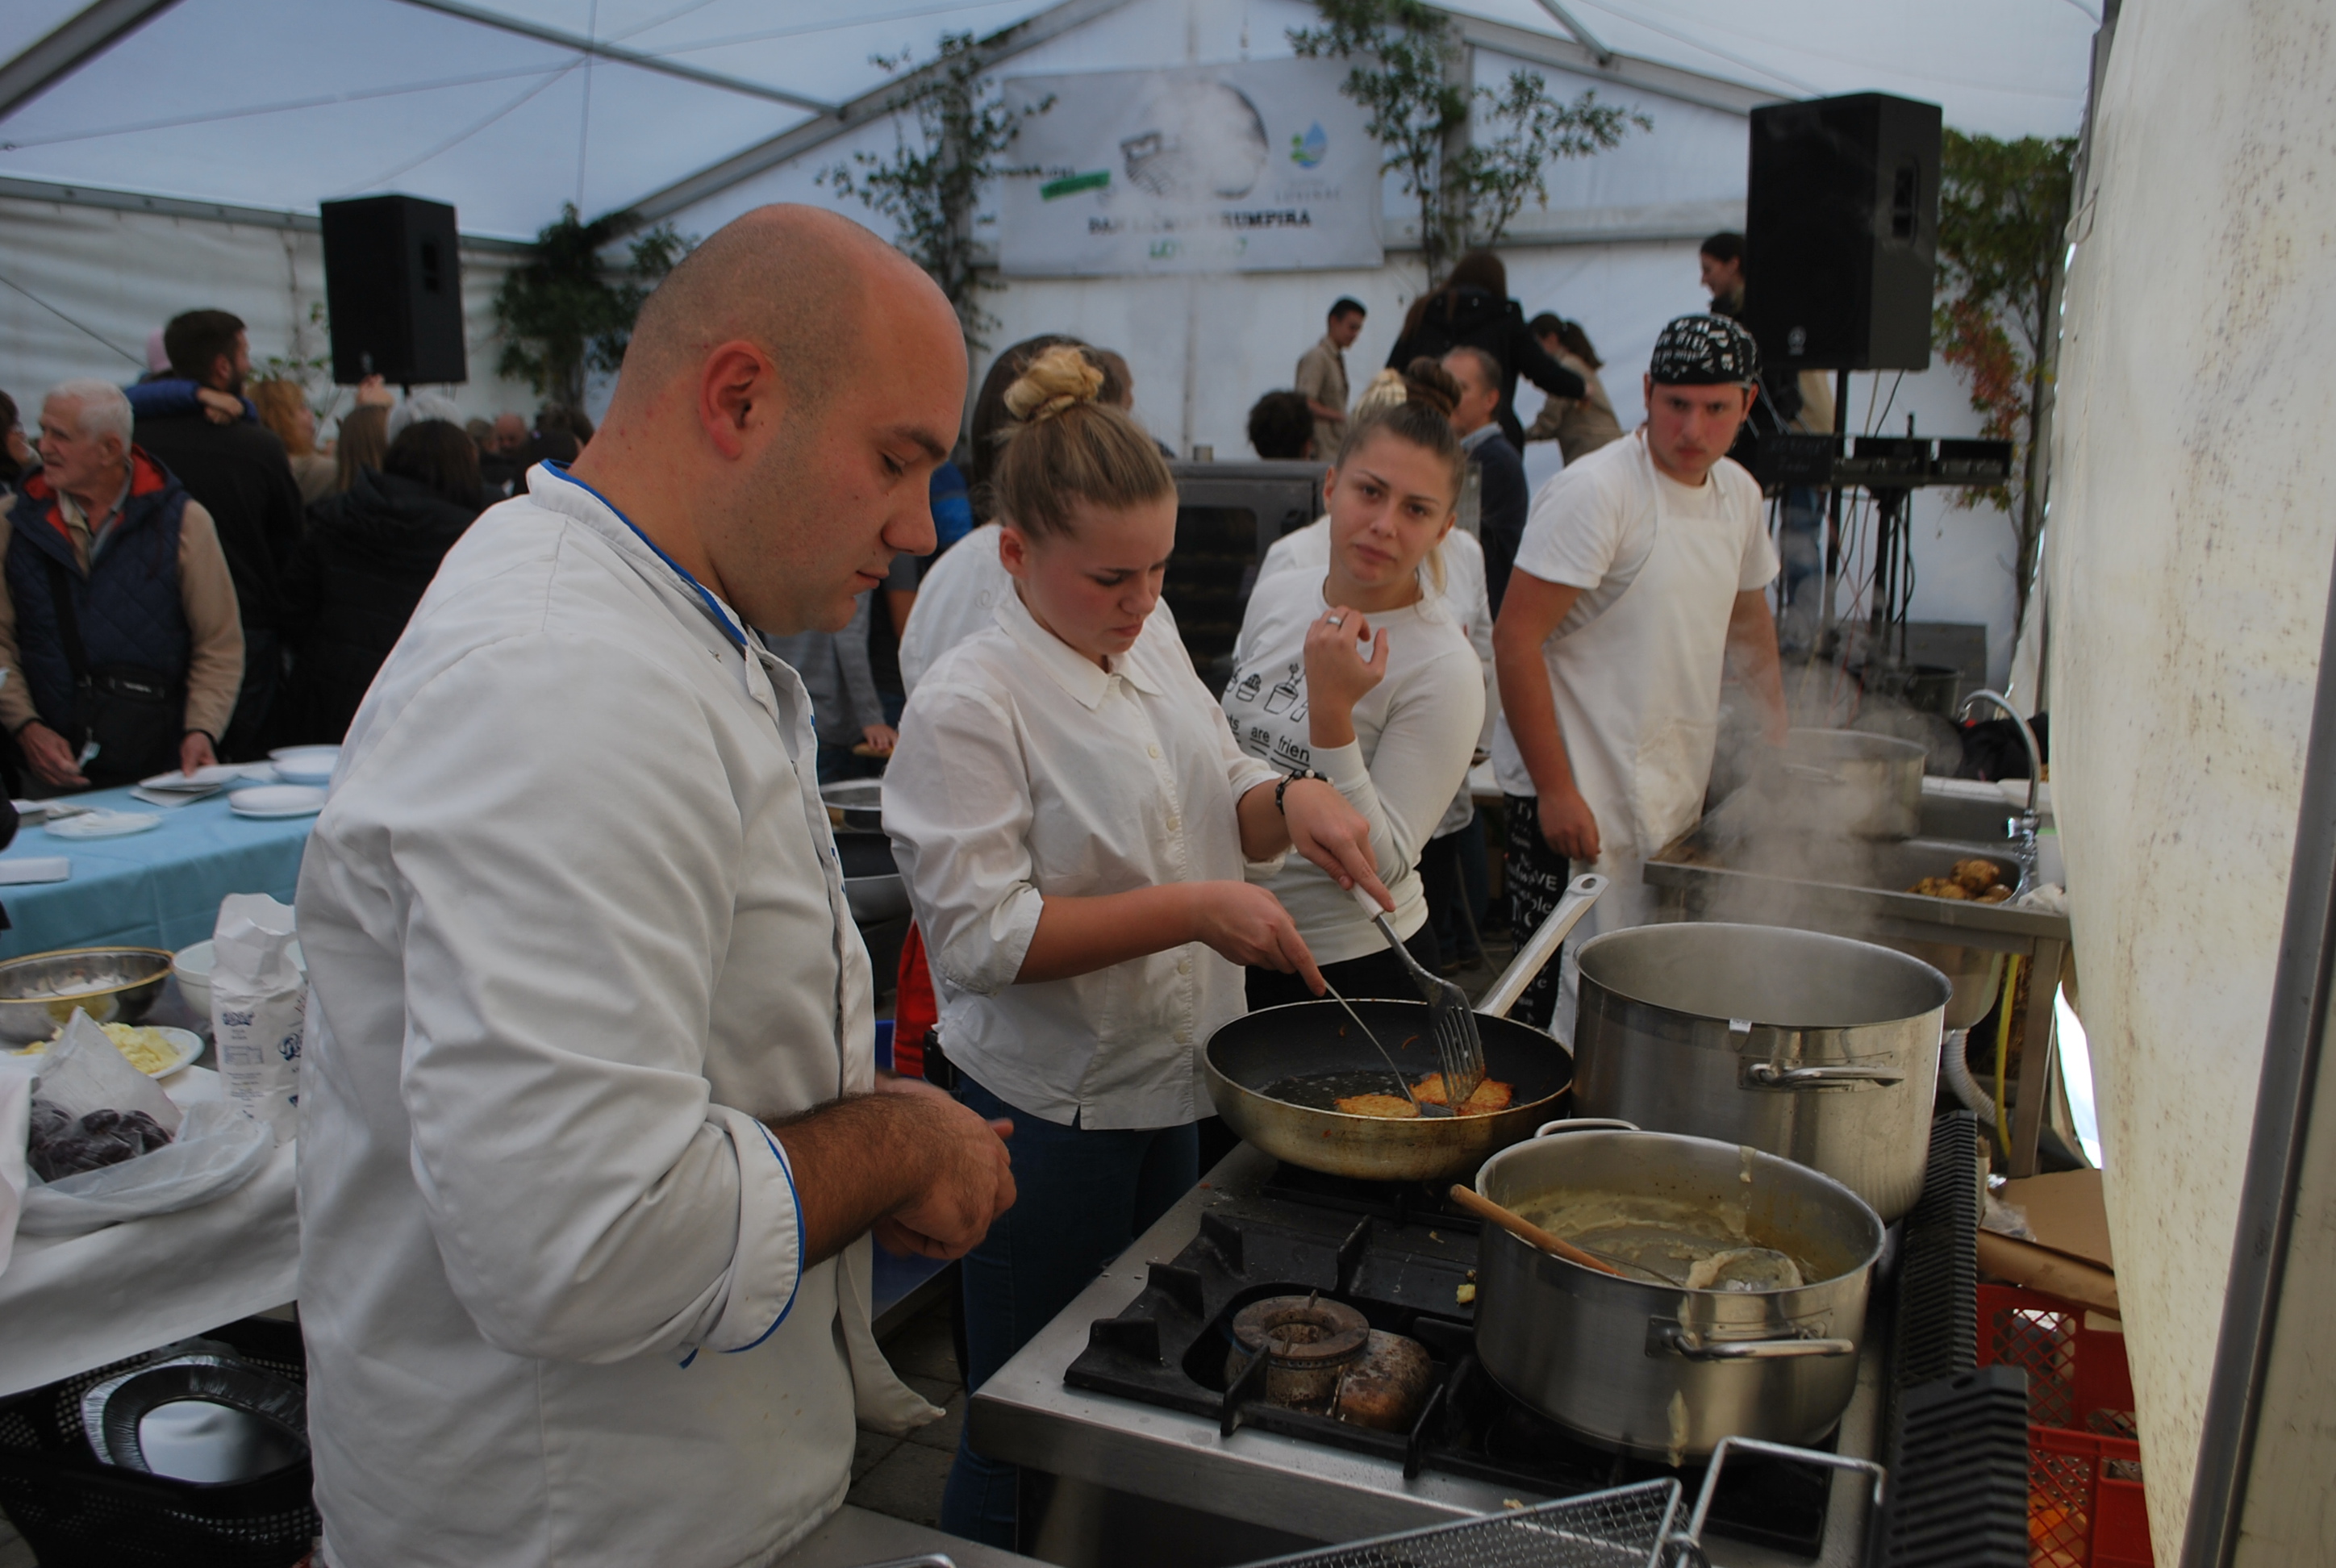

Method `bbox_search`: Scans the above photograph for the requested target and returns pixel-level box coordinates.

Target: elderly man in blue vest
[0,379,244,791]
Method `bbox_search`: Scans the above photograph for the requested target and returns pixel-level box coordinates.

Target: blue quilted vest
[5,450,192,740]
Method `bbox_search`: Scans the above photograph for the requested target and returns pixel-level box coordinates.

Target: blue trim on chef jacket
[677,1121,806,1369]
[723,1122,807,1353]
[540,461,747,650]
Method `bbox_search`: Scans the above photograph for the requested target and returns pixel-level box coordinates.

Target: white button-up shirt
[295,465,933,1568]
[886,587,1279,1130]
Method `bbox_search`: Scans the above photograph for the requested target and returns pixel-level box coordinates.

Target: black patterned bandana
[1649,314,1760,386]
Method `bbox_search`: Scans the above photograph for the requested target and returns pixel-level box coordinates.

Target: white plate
[138,764,247,790]
[269,757,334,785]
[230,784,326,819]
[269,746,340,765]
[44,810,163,839]
[15,1024,202,1078]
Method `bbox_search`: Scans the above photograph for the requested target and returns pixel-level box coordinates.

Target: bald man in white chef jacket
[294,207,1016,1568]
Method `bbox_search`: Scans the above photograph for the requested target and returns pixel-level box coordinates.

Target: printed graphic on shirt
[1227,659,1311,769]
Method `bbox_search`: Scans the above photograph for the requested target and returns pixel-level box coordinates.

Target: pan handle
[1476,874,1608,1020]
[1533,1117,1640,1139]
[1650,1324,1858,1361]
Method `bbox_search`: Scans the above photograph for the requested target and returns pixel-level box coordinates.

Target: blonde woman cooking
[885,347,1388,1549]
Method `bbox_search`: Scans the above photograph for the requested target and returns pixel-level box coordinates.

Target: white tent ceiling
[0,0,2094,242]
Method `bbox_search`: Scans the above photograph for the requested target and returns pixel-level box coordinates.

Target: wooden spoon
[1448,1185,1626,1278]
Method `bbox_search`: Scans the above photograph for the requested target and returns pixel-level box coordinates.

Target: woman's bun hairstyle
[1003,345,1106,425]
[1351,368,1410,419]
[1400,357,1462,420]
[991,344,1173,540]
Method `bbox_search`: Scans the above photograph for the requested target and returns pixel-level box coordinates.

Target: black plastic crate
[0,1316,316,1568]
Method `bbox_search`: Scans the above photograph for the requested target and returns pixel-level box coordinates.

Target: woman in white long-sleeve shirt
[1223,360,1486,1008]
[885,347,1387,1549]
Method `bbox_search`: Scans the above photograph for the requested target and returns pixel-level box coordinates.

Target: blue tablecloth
[0,786,315,959]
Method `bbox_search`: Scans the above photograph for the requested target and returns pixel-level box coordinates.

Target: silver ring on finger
[1324,614,1345,628]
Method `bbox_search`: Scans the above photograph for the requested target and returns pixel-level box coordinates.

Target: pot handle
[1651,1324,1858,1361]
[1477,874,1607,1020]
[1533,1117,1640,1139]
[1742,1062,1905,1089]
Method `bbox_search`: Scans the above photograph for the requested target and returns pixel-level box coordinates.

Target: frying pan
[1203,876,1605,1182]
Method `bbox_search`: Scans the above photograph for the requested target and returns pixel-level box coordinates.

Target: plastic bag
[211,894,306,1143]
[18,1099,271,1236]
[33,1008,181,1136]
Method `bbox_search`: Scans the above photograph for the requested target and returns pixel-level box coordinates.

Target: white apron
[1547,434,1747,1039]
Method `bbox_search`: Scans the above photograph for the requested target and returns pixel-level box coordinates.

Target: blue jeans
[940,1072,1199,1549]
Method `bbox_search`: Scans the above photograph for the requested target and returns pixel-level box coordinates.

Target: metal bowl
[0,946,175,1045]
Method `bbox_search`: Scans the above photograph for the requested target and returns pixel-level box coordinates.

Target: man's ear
[697,342,779,461]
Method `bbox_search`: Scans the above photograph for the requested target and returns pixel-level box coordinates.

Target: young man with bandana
[1490,315,1788,1036]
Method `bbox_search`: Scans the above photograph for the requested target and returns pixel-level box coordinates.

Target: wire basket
[1237,1437,1888,1568]
[1237,1479,1683,1568]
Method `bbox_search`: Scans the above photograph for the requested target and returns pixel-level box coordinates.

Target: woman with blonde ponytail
[1223,359,1485,1006]
[885,346,1391,1548]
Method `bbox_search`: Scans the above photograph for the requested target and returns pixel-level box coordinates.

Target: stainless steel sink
[1644,786,2069,1031]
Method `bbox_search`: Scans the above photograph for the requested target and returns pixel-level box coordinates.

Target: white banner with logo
[996,58,1383,277]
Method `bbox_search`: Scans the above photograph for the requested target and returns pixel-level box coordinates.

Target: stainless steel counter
[969,1145,1888,1566]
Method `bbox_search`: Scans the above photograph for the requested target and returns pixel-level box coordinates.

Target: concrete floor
[850,1292,968,1532]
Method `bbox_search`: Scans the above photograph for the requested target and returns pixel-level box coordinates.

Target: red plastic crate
[1975,1283,2155,1568]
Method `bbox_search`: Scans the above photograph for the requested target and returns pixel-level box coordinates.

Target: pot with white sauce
[1471,1120,1885,1462]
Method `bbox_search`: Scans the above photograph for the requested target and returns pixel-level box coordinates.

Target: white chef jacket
[886,587,1280,1130]
[899,523,1177,698]
[295,464,935,1568]
[1221,569,1482,965]
[1256,519,1495,839]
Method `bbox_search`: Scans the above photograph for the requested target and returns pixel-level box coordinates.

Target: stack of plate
[268,746,339,786]
[229,785,327,820]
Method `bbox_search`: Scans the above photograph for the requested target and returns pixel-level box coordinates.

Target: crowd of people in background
[0,307,619,796]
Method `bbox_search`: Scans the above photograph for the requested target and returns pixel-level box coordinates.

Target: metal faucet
[1957,689,2043,890]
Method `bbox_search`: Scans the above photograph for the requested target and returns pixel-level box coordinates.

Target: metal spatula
[1349,886,1485,1108]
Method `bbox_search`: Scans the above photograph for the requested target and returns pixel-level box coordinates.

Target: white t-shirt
[1221,568,1484,966]
[1491,437,1777,797]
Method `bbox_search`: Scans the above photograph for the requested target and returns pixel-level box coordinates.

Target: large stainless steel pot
[1474,1121,1884,1461]
[1571,923,1950,1222]
[1751,728,1925,840]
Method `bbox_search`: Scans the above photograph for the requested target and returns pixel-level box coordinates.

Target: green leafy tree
[493,206,690,411]
[1933,128,2075,625]
[820,32,1053,344]
[1291,0,1646,284]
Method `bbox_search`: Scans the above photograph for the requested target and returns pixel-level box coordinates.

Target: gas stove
[967,1114,1999,1568]
[1063,1164,1838,1558]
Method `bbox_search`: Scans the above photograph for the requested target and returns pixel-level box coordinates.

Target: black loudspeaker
[320,195,467,386]
[1743,93,1942,373]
